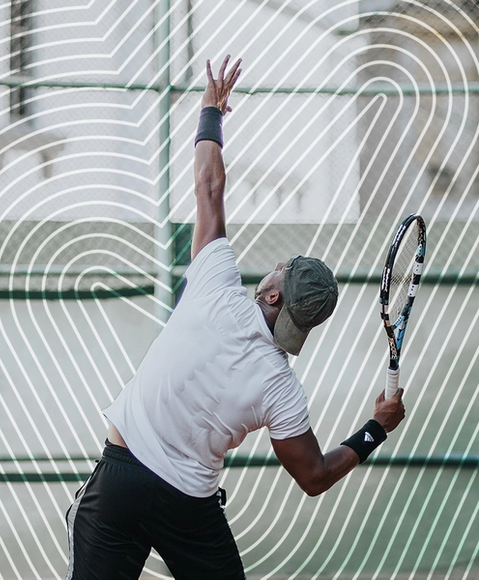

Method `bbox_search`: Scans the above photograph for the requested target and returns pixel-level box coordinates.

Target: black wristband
[195,106,223,148]
[340,420,387,463]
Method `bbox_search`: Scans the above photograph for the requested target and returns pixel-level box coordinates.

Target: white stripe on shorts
[65,476,92,580]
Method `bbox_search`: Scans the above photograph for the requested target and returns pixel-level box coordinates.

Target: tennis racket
[380,214,427,399]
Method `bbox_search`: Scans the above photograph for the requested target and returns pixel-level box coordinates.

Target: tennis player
[65,56,405,580]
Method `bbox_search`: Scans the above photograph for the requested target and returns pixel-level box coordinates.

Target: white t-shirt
[104,238,310,497]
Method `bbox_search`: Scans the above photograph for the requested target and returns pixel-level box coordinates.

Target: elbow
[296,459,340,496]
[299,476,333,497]
[304,486,325,498]
[302,484,330,498]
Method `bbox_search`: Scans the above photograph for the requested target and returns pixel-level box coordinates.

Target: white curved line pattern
[0,1,478,578]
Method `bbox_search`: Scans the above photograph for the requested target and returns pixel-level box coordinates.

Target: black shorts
[65,442,245,580]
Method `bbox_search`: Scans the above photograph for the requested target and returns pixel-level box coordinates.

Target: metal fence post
[153,0,173,329]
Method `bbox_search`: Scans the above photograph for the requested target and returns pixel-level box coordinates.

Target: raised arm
[271,388,405,496]
[192,55,242,260]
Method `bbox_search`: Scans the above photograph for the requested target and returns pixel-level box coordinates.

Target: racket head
[380,214,427,370]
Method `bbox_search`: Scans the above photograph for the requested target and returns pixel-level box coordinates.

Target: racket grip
[385,367,400,399]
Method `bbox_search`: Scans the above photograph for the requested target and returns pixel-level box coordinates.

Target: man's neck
[255,298,279,333]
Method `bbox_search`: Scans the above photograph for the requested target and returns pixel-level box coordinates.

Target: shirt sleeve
[181,238,242,300]
[264,373,311,440]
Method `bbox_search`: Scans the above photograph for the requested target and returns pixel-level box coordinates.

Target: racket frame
[380,214,426,395]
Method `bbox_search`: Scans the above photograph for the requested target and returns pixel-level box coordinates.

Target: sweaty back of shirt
[104,238,310,497]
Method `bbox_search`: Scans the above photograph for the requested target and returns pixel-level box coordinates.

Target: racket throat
[389,359,399,371]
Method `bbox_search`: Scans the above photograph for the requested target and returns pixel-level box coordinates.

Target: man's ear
[264,289,281,306]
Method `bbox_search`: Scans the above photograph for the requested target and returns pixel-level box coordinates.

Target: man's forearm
[194,140,226,204]
[303,445,359,496]
[191,140,226,260]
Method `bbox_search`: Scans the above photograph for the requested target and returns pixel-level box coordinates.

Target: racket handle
[385,367,400,399]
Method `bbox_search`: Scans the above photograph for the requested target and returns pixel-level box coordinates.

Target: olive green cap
[274,256,339,356]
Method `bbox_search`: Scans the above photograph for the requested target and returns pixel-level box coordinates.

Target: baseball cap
[274,255,339,356]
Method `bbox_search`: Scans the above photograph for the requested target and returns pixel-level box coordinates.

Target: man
[65,56,405,580]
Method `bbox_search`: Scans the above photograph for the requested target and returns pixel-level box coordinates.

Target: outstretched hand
[372,388,405,433]
[201,55,242,115]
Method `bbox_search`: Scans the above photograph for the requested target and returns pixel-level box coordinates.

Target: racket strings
[388,226,419,323]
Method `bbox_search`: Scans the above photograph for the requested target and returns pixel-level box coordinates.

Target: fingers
[205,59,214,84]
[375,389,385,405]
[207,55,242,86]
[227,61,242,89]
[217,54,231,81]
[226,58,242,82]
[393,387,404,401]
[376,388,404,408]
